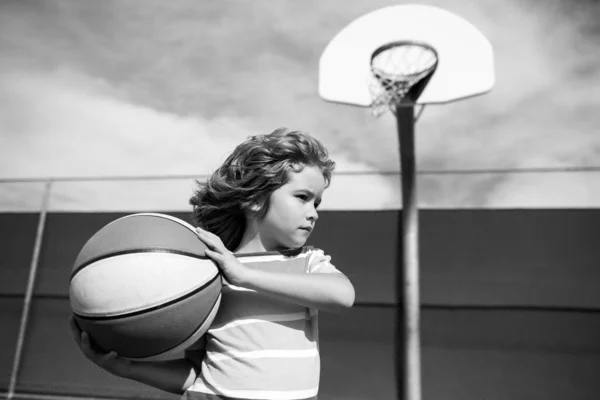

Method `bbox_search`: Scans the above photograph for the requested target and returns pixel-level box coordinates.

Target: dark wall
[1,210,600,400]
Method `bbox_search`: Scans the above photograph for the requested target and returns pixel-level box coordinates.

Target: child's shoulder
[280,246,329,261]
[276,246,334,273]
[276,245,324,257]
[301,246,340,274]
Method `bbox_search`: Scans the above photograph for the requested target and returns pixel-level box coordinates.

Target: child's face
[256,165,325,251]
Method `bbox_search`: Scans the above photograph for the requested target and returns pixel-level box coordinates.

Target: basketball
[69,213,221,361]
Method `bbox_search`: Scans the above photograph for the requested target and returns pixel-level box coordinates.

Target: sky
[1,0,600,211]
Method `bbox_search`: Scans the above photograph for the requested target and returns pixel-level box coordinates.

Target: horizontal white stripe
[307,249,341,274]
[209,312,310,332]
[309,264,343,276]
[189,379,319,400]
[221,283,256,292]
[206,348,318,362]
[235,253,309,264]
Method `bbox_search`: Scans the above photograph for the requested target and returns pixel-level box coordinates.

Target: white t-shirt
[183,247,342,400]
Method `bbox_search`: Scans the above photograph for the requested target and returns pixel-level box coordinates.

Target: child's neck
[235,224,291,254]
[235,238,268,254]
[235,222,269,254]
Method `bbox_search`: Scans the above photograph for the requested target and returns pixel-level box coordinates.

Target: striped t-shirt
[183,246,342,400]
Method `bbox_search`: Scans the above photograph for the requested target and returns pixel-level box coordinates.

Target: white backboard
[319,4,495,106]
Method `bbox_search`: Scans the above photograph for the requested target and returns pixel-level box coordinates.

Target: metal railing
[2,164,600,185]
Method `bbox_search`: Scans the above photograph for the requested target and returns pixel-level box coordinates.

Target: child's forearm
[240,270,355,312]
[114,358,199,395]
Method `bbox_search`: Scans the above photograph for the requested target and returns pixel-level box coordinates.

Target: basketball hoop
[368,41,438,118]
[318,7,494,400]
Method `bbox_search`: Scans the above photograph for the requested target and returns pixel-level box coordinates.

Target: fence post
[7,180,52,400]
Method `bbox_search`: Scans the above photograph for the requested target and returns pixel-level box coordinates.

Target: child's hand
[69,316,128,375]
[195,227,250,287]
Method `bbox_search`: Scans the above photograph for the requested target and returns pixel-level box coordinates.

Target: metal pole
[395,106,421,400]
[7,181,52,400]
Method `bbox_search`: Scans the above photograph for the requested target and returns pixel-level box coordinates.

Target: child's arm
[116,356,198,395]
[196,228,355,312]
[242,268,355,312]
[69,317,200,395]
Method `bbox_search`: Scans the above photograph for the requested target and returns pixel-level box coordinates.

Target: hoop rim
[368,40,439,115]
[370,40,439,65]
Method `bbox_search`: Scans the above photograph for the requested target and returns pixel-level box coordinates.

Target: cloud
[0,68,256,178]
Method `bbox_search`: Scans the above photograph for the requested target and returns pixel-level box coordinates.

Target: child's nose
[307,207,319,222]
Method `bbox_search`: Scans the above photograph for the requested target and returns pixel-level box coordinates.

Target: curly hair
[189,127,336,251]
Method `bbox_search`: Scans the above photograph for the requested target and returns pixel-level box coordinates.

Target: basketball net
[368,41,438,119]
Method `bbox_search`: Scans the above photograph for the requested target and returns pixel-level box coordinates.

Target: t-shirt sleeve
[306,249,343,274]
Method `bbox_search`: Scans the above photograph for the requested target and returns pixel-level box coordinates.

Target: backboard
[319,4,494,107]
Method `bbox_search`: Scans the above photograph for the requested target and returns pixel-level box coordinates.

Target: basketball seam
[139,294,221,360]
[126,213,198,233]
[70,248,210,281]
[72,272,220,320]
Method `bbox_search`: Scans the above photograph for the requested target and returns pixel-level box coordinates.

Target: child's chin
[277,238,307,250]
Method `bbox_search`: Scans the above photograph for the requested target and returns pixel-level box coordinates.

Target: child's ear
[249,203,261,212]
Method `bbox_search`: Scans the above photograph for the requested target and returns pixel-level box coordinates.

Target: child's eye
[296,194,308,201]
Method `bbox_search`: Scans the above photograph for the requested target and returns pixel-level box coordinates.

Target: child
[69,127,355,400]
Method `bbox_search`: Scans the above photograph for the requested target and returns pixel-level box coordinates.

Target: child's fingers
[81,332,101,355]
[195,228,215,246]
[69,315,78,331]
[80,332,96,357]
[195,227,214,238]
[81,333,105,358]
[103,351,119,362]
[80,331,118,362]
[196,227,223,244]
[196,227,216,242]
[81,332,91,348]
[196,229,226,252]
[69,317,87,350]
[204,248,224,263]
